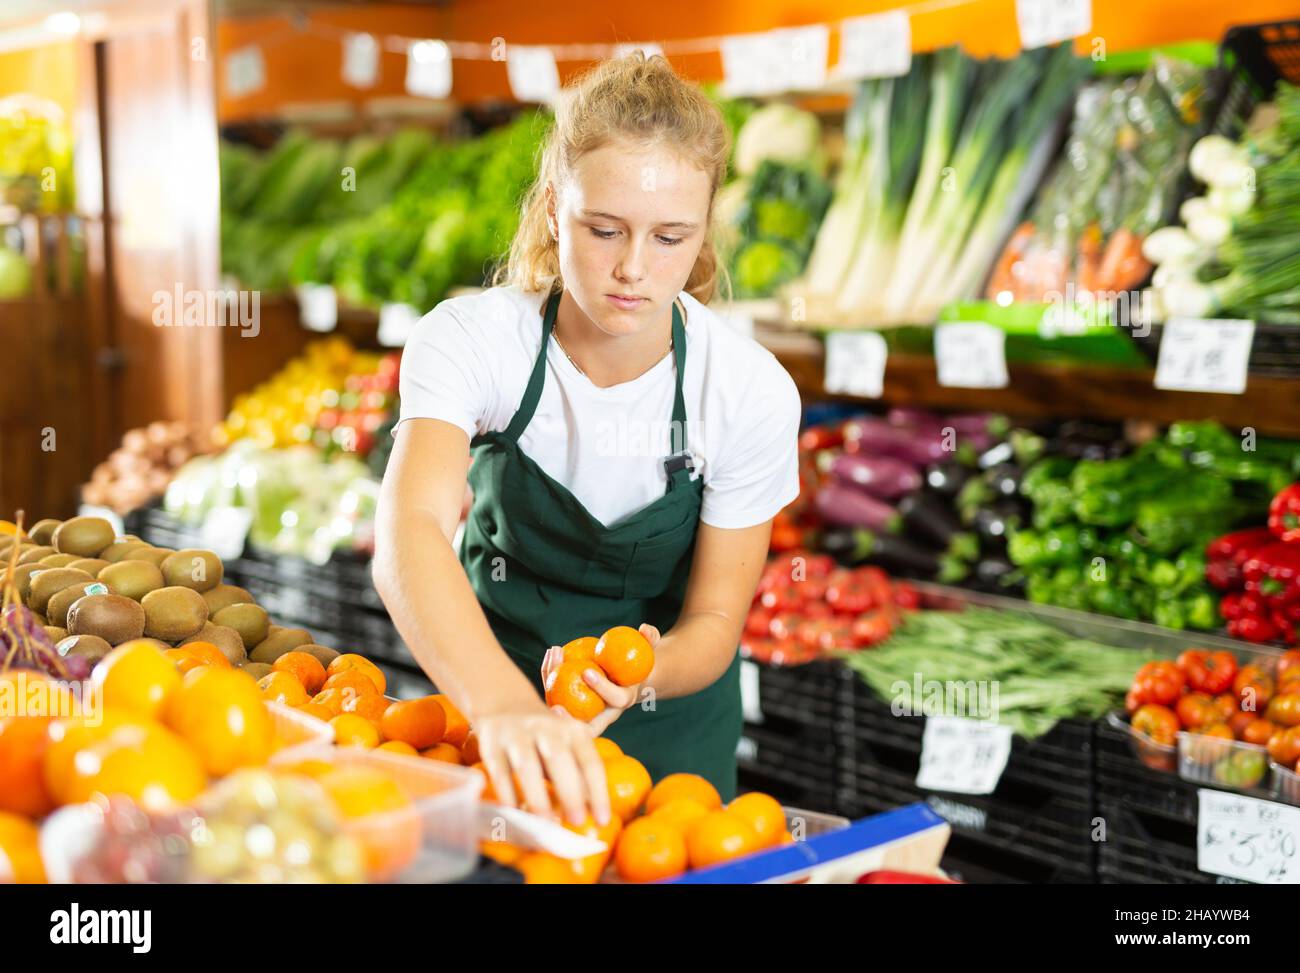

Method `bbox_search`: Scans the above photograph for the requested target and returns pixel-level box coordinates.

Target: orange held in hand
[594,626,653,686]
[380,696,447,750]
[545,659,605,722]
[561,636,598,664]
[615,815,688,883]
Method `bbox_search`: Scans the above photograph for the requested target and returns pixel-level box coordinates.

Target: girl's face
[547,140,711,337]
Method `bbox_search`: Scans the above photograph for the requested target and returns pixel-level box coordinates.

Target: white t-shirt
[396,284,802,530]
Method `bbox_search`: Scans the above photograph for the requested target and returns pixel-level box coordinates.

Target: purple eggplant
[829,453,921,500]
[842,418,940,466]
[813,482,901,533]
[886,407,944,430]
[943,412,1010,438]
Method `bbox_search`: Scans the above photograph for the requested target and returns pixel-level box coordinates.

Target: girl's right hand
[473,706,611,827]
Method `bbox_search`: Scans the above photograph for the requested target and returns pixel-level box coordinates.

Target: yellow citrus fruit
[163,667,273,776]
[330,714,380,748]
[58,720,208,812]
[90,641,180,720]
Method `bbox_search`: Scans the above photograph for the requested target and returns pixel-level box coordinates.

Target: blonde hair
[493,51,731,305]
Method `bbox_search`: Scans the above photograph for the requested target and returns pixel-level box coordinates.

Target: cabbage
[735,104,824,178]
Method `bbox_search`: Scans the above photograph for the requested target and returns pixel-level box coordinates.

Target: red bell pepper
[1269,483,1300,543]
[1207,527,1277,564]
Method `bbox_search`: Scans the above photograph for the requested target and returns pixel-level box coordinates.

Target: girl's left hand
[541,623,659,736]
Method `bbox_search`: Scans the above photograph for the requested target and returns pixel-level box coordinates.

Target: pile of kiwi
[2,515,339,676]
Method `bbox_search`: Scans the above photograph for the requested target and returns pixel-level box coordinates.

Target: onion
[1188,135,1238,185]
[1142,226,1202,266]
[1207,184,1255,218]
[1187,209,1232,247]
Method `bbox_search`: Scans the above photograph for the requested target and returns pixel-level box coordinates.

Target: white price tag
[77,504,125,539]
[1197,789,1300,884]
[916,716,1012,795]
[378,302,422,348]
[405,40,452,99]
[296,284,337,333]
[824,331,888,398]
[1015,0,1092,49]
[507,46,561,105]
[835,11,912,81]
[740,660,764,725]
[1154,318,1254,394]
[613,43,664,61]
[934,322,1008,388]
[342,32,379,89]
[224,45,266,98]
[720,25,830,97]
[199,507,253,562]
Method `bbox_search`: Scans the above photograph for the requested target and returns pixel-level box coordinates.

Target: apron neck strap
[503,288,689,446]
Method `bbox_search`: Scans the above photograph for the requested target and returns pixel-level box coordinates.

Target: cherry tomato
[1175,692,1217,730]
[1265,692,1300,728]
[1234,665,1275,713]
[1132,704,1179,746]
[1242,718,1278,746]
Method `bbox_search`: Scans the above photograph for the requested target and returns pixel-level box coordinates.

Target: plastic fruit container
[1177,730,1269,791]
[1271,761,1300,807]
[265,701,334,762]
[271,743,483,884]
[1108,711,1176,773]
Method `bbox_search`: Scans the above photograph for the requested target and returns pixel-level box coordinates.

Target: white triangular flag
[507,45,561,105]
[343,32,379,88]
[405,39,452,98]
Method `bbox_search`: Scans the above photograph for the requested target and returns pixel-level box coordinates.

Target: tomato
[1132,661,1186,706]
[1197,723,1235,741]
[1131,704,1179,746]
[826,577,876,616]
[744,609,773,639]
[1214,750,1268,789]
[1125,687,1143,715]
[794,618,855,654]
[1265,692,1300,728]
[1233,665,1275,713]
[1228,709,1257,739]
[791,577,828,604]
[1278,649,1300,682]
[1212,693,1239,723]
[891,582,921,611]
[767,613,802,641]
[1279,667,1300,691]
[850,611,894,647]
[740,637,773,664]
[802,600,835,620]
[1176,649,1239,695]
[769,520,804,552]
[1267,726,1300,767]
[1175,693,1216,730]
[1242,718,1278,746]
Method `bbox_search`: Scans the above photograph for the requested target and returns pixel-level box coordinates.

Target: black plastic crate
[838,756,1095,870]
[1094,711,1200,824]
[747,657,849,729]
[841,682,1094,802]
[1096,799,1250,885]
[737,720,836,810]
[941,831,1094,885]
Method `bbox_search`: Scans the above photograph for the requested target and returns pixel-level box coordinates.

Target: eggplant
[985,464,1022,500]
[898,491,964,549]
[842,418,951,467]
[971,500,1024,543]
[943,412,1011,439]
[925,460,974,498]
[813,482,901,532]
[820,527,946,577]
[971,554,1019,589]
[885,407,942,429]
[830,453,922,500]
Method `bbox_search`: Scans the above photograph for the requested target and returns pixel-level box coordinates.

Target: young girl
[375,53,800,827]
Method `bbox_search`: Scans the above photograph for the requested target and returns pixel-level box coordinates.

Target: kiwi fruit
[202,584,254,617]
[212,603,269,649]
[68,557,110,575]
[97,560,165,602]
[130,547,173,568]
[39,553,81,568]
[297,643,341,669]
[28,567,95,614]
[1,563,44,602]
[52,516,116,557]
[17,546,56,565]
[44,626,69,643]
[140,586,208,642]
[160,549,223,593]
[30,610,47,626]
[181,622,247,666]
[56,634,113,665]
[67,593,147,645]
[99,540,150,564]
[248,626,313,665]
[240,662,275,681]
[46,581,102,628]
[28,519,61,546]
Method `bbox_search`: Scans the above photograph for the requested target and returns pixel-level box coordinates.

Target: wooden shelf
[757,326,1300,439]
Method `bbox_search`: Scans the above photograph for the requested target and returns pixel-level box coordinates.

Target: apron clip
[663,452,695,477]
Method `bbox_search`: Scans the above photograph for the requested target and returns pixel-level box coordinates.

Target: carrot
[1097,227,1147,293]
[984,221,1035,300]
[1075,222,1103,295]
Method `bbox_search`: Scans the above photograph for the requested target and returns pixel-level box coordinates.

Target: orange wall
[217,0,1300,121]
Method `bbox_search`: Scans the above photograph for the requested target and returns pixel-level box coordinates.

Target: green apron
[459,288,742,800]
